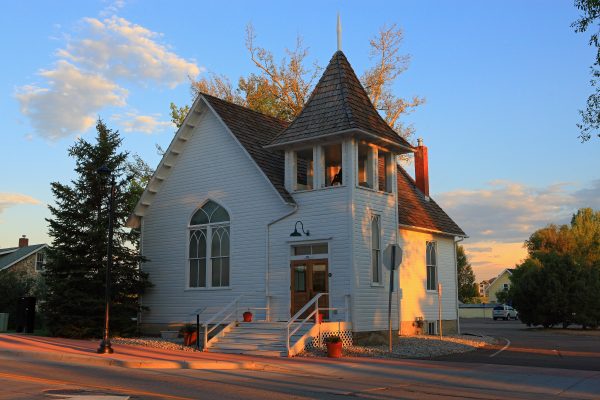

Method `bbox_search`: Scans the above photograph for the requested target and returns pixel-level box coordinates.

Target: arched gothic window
[426,241,437,291]
[188,200,230,288]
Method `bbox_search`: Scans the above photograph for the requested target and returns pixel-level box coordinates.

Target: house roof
[396,166,466,237]
[0,244,46,272]
[200,93,294,204]
[268,51,413,152]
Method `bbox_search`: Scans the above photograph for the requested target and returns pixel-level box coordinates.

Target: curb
[0,348,264,370]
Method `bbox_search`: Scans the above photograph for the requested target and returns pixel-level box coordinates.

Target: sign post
[438,283,443,339]
[384,244,402,352]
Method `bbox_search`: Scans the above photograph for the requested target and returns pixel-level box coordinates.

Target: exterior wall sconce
[290,221,310,237]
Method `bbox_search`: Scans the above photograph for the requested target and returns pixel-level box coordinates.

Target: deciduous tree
[174,23,423,141]
[572,0,600,141]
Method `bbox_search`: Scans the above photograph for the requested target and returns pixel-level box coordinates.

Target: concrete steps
[208,322,311,357]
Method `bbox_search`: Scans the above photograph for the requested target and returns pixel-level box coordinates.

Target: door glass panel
[312,263,327,292]
[311,243,328,254]
[293,245,311,256]
[294,265,307,292]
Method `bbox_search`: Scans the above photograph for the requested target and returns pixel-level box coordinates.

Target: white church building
[128,49,466,355]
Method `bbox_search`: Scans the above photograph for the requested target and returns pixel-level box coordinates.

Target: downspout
[266,204,298,322]
[453,236,465,335]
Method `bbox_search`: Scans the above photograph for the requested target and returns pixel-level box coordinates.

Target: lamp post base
[97,340,114,354]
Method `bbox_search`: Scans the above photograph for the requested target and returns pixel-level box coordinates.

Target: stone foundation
[354,319,459,345]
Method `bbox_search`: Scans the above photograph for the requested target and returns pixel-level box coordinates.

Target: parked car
[493,305,518,320]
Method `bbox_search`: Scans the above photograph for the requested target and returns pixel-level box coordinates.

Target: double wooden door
[290,259,329,319]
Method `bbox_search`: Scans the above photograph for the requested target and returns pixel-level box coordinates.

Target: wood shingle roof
[396,166,466,236]
[201,93,295,204]
[268,51,413,150]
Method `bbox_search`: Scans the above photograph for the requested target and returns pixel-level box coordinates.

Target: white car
[493,305,518,320]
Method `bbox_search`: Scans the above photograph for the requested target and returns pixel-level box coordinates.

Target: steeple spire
[337,13,342,51]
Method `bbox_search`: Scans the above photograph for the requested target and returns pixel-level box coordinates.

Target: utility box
[16,297,36,333]
[0,313,8,332]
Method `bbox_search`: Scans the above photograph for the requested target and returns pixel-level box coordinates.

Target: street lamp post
[97,165,114,354]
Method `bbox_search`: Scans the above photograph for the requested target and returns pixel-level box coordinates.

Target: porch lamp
[290,221,310,237]
[97,164,115,354]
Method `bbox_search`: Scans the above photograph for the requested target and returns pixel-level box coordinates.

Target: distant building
[486,269,515,303]
[0,236,47,276]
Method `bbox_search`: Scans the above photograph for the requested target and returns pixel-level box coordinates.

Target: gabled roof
[201,94,294,204]
[127,93,296,227]
[268,51,413,151]
[0,244,47,272]
[397,166,466,237]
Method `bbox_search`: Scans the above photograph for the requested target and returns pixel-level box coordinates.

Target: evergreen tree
[456,245,478,303]
[43,119,151,338]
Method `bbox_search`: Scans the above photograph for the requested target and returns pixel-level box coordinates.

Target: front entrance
[290,259,329,319]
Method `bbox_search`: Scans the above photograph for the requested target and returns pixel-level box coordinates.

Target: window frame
[371,214,382,285]
[186,201,231,290]
[426,241,437,292]
[293,147,315,191]
[35,251,45,272]
[321,143,344,188]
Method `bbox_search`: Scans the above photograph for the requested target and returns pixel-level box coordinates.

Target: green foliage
[169,102,189,129]
[572,0,600,141]
[0,270,42,329]
[456,245,478,303]
[43,119,152,338]
[510,208,600,328]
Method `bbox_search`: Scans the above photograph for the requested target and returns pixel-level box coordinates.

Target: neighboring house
[487,269,514,303]
[128,50,466,345]
[0,236,47,276]
[478,278,493,297]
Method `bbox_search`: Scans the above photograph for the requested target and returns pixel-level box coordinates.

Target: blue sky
[1,1,598,280]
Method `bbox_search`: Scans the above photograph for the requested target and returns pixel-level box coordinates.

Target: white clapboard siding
[397,231,458,324]
[268,140,354,322]
[141,106,290,324]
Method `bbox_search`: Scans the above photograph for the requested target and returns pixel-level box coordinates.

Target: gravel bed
[111,337,199,352]
[299,335,495,359]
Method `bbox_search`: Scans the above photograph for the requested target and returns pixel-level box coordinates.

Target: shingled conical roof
[268,51,413,150]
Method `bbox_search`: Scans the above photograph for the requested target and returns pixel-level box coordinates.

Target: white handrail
[286,293,328,355]
[203,294,243,350]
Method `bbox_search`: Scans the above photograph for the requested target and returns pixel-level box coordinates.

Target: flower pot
[183,331,197,346]
[243,311,253,322]
[326,341,343,358]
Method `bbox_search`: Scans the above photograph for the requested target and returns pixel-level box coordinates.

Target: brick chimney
[414,138,429,197]
[18,235,29,248]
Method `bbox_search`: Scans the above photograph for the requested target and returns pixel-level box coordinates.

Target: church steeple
[267,50,413,153]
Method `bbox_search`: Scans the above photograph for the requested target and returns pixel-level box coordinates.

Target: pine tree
[456,245,478,303]
[43,119,151,338]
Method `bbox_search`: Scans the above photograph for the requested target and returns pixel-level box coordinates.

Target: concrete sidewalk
[0,333,292,370]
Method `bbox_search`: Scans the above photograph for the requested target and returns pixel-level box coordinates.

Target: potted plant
[180,323,197,346]
[324,335,343,358]
[243,309,253,322]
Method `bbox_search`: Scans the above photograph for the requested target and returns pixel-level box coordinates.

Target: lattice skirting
[305,328,353,349]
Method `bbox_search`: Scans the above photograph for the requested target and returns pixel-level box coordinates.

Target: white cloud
[112,112,173,134]
[16,61,128,140]
[58,16,201,88]
[436,179,600,281]
[437,180,578,243]
[16,15,201,140]
[0,193,42,214]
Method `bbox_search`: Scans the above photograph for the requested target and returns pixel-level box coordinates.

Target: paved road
[1,352,600,399]
[436,318,600,371]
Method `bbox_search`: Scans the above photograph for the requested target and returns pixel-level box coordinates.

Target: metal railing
[202,294,243,350]
[286,293,328,355]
